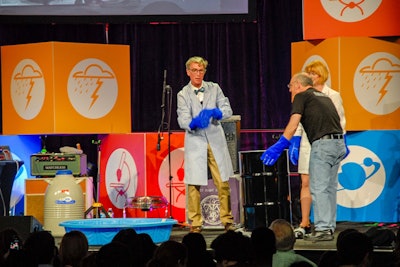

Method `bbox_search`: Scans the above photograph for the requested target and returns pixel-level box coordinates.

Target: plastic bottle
[107,208,114,218]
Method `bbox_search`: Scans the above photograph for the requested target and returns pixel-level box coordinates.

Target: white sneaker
[294,226,306,239]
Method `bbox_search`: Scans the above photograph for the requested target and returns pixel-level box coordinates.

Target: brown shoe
[190,226,202,233]
[224,223,237,232]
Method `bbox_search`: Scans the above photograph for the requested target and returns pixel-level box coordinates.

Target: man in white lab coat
[177,56,235,233]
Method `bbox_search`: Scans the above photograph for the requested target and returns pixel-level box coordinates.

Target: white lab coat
[177,81,234,186]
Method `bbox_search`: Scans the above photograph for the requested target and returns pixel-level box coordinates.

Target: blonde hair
[185,56,208,70]
[304,60,329,84]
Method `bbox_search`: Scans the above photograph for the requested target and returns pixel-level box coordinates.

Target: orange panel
[98,132,187,222]
[292,37,400,130]
[98,133,146,218]
[145,132,185,222]
[1,42,131,134]
[303,0,400,39]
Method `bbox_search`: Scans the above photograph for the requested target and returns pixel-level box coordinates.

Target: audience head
[96,241,133,267]
[23,230,58,266]
[112,228,137,245]
[269,219,296,251]
[59,230,89,267]
[182,232,215,267]
[147,240,187,267]
[211,230,253,266]
[182,232,207,252]
[251,226,276,265]
[336,231,373,266]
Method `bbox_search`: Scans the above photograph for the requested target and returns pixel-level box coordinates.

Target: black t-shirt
[291,88,343,143]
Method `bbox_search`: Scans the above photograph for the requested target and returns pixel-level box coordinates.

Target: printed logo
[353,52,400,115]
[201,195,221,226]
[158,148,186,209]
[106,148,138,209]
[11,59,45,120]
[337,145,385,208]
[320,0,382,22]
[68,59,118,119]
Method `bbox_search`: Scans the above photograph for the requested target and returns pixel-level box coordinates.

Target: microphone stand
[165,85,173,219]
[157,70,174,219]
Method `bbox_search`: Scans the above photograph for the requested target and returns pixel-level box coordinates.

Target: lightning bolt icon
[25,79,34,110]
[377,72,392,105]
[90,78,103,109]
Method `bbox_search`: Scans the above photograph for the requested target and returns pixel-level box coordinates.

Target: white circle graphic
[67,59,118,119]
[354,52,400,115]
[105,148,138,209]
[302,55,332,87]
[320,0,382,22]
[201,195,221,226]
[337,146,385,208]
[158,148,186,209]
[11,59,45,120]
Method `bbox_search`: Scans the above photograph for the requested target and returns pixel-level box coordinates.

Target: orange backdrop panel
[99,133,146,218]
[292,37,400,130]
[1,42,56,134]
[145,132,185,222]
[303,0,400,39]
[98,132,186,222]
[338,37,400,130]
[1,42,131,134]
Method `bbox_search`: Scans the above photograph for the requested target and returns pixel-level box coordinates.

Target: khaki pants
[187,145,233,227]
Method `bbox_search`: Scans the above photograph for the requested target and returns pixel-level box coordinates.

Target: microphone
[157,69,167,151]
[157,132,163,151]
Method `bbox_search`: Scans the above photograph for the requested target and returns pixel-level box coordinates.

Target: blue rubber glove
[211,108,223,120]
[189,117,201,130]
[260,136,291,165]
[189,109,215,130]
[199,109,214,122]
[288,136,301,165]
[343,134,350,159]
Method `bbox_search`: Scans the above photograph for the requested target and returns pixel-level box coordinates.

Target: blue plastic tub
[59,218,177,245]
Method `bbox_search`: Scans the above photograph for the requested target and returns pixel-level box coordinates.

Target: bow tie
[194,88,205,95]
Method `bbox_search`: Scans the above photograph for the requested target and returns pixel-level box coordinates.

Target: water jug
[44,170,84,237]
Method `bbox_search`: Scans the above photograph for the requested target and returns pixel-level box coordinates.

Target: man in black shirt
[260,72,346,241]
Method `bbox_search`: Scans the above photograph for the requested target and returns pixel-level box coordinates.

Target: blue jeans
[309,138,346,232]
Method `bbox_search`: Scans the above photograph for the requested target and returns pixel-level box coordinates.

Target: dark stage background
[0,0,303,165]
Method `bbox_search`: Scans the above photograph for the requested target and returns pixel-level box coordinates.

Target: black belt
[319,134,343,140]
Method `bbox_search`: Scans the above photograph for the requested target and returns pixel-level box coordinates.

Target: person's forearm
[283,114,301,140]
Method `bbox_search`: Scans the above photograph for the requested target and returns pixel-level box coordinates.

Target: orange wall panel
[291,37,400,130]
[303,0,400,39]
[98,132,187,222]
[1,42,131,134]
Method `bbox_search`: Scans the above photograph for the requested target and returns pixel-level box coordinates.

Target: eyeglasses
[308,71,319,76]
[189,68,206,74]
